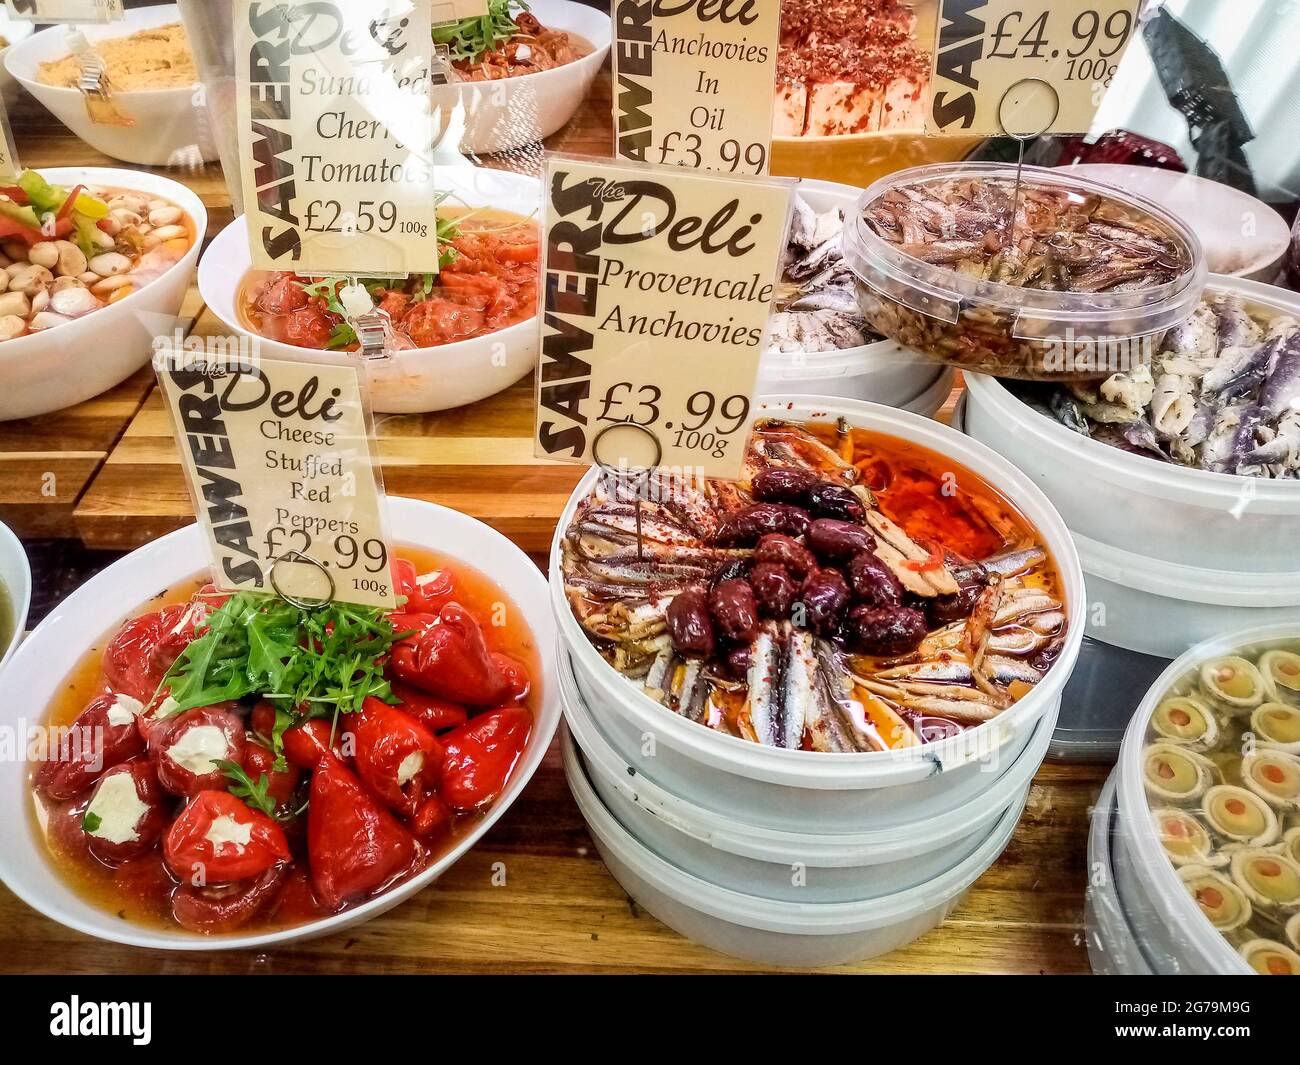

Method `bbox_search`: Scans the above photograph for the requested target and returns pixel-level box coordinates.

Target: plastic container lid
[841,162,1207,343]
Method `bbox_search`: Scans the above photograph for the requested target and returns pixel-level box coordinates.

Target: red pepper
[147,703,246,797]
[388,604,508,705]
[439,706,531,811]
[491,653,531,704]
[171,864,289,934]
[307,757,420,910]
[102,600,208,704]
[164,790,290,885]
[0,186,27,203]
[35,692,144,801]
[282,718,352,771]
[392,558,458,615]
[82,758,170,865]
[267,864,332,926]
[411,792,453,842]
[242,739,302,810]
[55,183,84,223]
[351,697,443,817]
[391,680,468,732]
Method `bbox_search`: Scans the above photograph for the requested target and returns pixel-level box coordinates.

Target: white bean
[88,252,132,276]
[50,286,102,317]
[0,291,29,318]
[9,264,53,295]
[99,216,122,237]
[148,206,183,227]
[29,311,71,331]
[91,228,116,250]
[54,241,87,278]
[90,273,132,296]
[27,242,59,269]
[0,315,26,341]
[110,208,141,227]
[5,263,26,279]
[78,271,100,285]
[51,276,84,294]
[30,289,48,313]
[150,224,187,243]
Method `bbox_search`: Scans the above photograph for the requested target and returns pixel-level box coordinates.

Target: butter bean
[90,273,133,296]
[30,289,48,313]
[51,275,84,294]
[50,286,102,317]
[0,291,30,318]
[0,315,26,341]
[150,224,187,243]
[27,242,59,269]
[148,205,182,227]
[88,252,132,276]
[54,240,87,278]
[29,311,71,331]
[9,264,53,295]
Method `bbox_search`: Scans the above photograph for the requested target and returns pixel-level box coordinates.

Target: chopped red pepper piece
[391,680,468,732]
[389,604,509,705]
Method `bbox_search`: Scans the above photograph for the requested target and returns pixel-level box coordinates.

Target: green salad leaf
[432,0,527,64]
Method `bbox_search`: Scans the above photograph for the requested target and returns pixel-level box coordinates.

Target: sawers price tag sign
[154,347,397,610]
[4,0,123,21]
[927,0,1141,135]
[234,0,441,276]
[534,154,792,480]
[612,0,781,175]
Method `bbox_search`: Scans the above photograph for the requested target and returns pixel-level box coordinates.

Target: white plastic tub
[564,724,1026,967]
[562,643,1050,902]
[1075,532,1300,659]
[757,344,944,410]
[962,275,1300,573]
[550,395,1086,833]
[1084,769,1153,975]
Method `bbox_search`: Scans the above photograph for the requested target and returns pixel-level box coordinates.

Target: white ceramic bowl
[1069,165,1290,282]
[565,723,1025,967]
[1110,622,1300,975]
[0,496,560,950]
[563,641,1050,903]
[437,0,611,155]
[200,166,540,414]
[5,5,216,168]
[550,395,1086,833]
[0,166,206,421]
[1084,768,1154,975]
[963,275,1300,573]
[0,518,30,669]
[0,13,35,113]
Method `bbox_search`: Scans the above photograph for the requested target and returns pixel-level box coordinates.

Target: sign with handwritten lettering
[234,0,441,276]
[154,344,396,610]
[535,154,792,480]
[928,0,1141,135]
[612,0,781,175]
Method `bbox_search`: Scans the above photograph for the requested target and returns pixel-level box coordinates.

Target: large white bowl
[435,0,611,155]
[0,496,560,950]
[200,166,540,414]
[1084,769,1154,975]
[5,5,216,168]
[0,166,206,422]
[564,723,1026,967]
[0,518,30,669]
[963,275,1300,573]
[0,13,35,113]
[550,395,1087,833]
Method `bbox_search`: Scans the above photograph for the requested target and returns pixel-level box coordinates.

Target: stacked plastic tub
[961,275,1300,755]
[1088,622,1300,975]
[551,397,1087,966]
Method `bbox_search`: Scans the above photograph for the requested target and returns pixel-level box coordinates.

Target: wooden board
[0,750,1107,975]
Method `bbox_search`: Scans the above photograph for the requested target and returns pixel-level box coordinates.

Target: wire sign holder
[996,77,1061,252]
[591,421,664,563]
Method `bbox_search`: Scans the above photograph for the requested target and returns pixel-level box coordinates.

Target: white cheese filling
[204,813,253,854]
[396,751,424,786]
[106,694,143,727]
[85,772,149,844]
[165,724,229,775]
[415,570,445,589]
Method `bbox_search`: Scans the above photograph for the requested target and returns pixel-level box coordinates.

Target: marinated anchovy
[852,169,1200,380]
[767,194,882,355]
[562,419,1067,751]
[1016,293,1300,478]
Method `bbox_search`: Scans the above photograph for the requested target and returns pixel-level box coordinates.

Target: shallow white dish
[0,166,206,422]
[565,723,1025,967]
[1069,164,1290,282]
[0,12,35,113]
[0,518,30,669]
[436,0,610,155]
[563,642,1049,902]
[1084,769,1153,975]
[550,394,1086,833]
[199,167,540,414]
[0,496,560,950]
[963,275,1300,573]
[5,5,216,168]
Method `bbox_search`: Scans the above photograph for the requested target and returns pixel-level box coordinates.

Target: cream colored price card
[0,96,18,175]
[4,0,123,21]
[431,0,487,19]
[234,0,441,275]
[612,0,781,175]
[155,349,397,610]
[535,155,792,480]
[928,0,1140,135]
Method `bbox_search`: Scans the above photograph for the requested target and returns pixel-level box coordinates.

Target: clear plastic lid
[842,162,1208,343]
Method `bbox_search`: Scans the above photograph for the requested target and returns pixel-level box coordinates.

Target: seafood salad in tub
[841,163,1205,380]
[1139,635,1300,973]
[561,418,1070,752]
